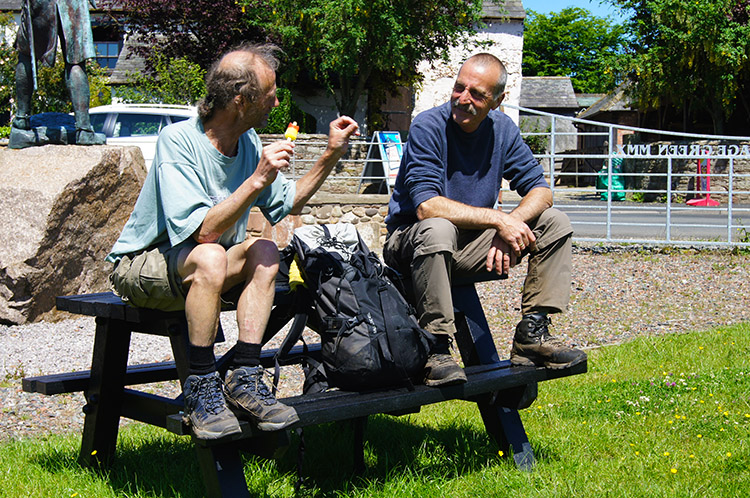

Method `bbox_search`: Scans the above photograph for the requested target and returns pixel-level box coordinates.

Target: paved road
[501,191,750,244]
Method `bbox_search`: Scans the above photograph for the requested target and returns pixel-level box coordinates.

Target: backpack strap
[377,279,416,390]
[273,290,313,394]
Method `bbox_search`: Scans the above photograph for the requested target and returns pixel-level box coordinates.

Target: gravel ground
[2,246,749,442]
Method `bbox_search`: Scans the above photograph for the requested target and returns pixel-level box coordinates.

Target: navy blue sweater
[385,102,548,231]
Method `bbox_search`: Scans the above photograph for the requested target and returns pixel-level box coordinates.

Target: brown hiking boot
[510,314,587,369]
[424,335,467,387]
[225,366,299,431]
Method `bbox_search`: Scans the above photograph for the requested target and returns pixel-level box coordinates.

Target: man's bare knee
[239,238,280,282]
[187,243,229,291]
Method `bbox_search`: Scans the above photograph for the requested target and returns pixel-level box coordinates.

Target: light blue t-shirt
[107,117,295,262]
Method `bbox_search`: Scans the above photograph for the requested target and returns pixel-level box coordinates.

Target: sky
[521,0,628,23]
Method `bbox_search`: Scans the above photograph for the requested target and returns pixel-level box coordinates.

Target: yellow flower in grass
[671,468,678,474]
[663,451,670,456]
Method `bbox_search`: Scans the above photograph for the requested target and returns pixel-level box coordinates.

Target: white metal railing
[264,106,750,247]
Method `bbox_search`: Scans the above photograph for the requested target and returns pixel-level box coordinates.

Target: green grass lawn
[2,323,748,497]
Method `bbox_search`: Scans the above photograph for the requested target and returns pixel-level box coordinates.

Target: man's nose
[458,88,472,104]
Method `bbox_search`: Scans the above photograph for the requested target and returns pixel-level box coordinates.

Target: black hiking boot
[225,366,299,431]
[182,371,242,439]
[510,314,587,369]
[424,335,467,387]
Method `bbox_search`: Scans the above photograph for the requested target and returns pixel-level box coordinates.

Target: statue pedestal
[8,125,76,148]
[8,112,105,149]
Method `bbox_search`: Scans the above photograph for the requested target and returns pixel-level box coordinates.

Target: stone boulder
[0,145,146,324]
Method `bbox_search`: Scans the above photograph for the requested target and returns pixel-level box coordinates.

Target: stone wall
[264,134,383,194]
[247,194,390,251]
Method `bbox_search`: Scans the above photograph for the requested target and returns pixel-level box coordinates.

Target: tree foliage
[117,0,272,72]
[251,0,485,120]
[609,0,750,134]
[120,0,486,126]
[522,7,629,93]
[118,55,206,106]
[1,13,15,126]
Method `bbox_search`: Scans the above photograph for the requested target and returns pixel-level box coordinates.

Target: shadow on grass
[28,409,536,497]
[263,413,508,494]
[31,432,205,497]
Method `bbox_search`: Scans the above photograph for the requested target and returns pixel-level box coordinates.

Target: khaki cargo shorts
[109,241,192,312]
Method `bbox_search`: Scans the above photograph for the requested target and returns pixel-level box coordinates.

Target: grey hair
[198,43,282,121]
[462,53,508,99]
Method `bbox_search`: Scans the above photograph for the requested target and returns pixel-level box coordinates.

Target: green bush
[256,87,316,135]
[519,118,550,155]
[118,54,206,106]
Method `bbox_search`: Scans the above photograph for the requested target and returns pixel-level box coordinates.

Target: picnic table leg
[452,284,537,471]
[78,317,132,468]
[195,442,251,498]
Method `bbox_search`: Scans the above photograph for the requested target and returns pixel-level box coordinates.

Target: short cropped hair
[198,43,281,121]
[463,53,508,100]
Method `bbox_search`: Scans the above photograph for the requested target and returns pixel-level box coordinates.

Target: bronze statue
[10,0,106,148]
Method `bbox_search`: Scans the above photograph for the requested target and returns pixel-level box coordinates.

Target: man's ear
[491,91,508,110]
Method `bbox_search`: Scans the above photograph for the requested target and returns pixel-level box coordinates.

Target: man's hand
[252,140,294,189]
[496,212,536,256]
[486,234,512,275]
[326,116,360,157]
[486,214,537,275]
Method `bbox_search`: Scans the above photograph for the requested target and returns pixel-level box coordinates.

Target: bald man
[107,44,359,438]
[384,53,586,387]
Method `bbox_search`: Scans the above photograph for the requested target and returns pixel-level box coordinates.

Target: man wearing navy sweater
[384,53,586,386]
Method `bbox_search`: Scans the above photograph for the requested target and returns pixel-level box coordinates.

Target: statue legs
[66,62,105,145]
[12,55,33,131]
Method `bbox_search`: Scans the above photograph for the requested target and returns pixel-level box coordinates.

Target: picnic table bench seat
[23,273,586,498]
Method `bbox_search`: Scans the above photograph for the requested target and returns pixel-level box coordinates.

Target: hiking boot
[424,353,468,386]
[510,314,587,369]
[225,366,300,431]
[424,335,467,387]
[183,371,242,439]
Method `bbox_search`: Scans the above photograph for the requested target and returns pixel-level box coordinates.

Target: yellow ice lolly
[285,121,300,141]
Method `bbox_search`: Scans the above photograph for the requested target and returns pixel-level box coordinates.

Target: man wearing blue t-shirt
[384,53,585,387]
[107,44,359,439]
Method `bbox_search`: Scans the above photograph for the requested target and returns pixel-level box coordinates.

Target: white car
[89,104,197,168]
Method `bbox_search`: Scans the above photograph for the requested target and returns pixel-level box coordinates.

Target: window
[112,114,165,137]
[95,41,122,70]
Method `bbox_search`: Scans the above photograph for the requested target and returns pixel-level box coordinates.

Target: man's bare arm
[291,116,359,213]
[194,141,294,243]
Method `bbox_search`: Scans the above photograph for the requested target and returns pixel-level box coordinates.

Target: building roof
[577,83,633,118]
[520,76,579,109]
[483,1,526,20]
[109,35,146,85]
[576,93,607,108]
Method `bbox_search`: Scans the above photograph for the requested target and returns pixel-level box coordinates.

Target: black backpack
[276,223,434,392]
